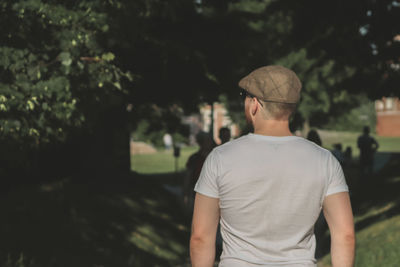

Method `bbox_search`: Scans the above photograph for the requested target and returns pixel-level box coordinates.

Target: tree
[2,0,398,179]
[0,0,134,145]
[105,0,220,110]
[0,0,132,178]
[264,0,400,128]
[0,0,219,179]
[197,0,399,131]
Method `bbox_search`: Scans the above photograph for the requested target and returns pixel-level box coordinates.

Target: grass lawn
[0,174,191,267]
[318,150,400,267]
[131,146,198,174]
[318,214,400,267]
[131,131,400,175]
[318,130,400,156]
[2,131,399,267]
[132,131,400,266]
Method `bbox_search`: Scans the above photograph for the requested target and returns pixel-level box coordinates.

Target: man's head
[363,126,370,135]
[196,131,209,147]
[238,65,301,124]
[219,127,231,144]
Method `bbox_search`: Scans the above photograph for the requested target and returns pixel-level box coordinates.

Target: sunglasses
[239,89,264,107]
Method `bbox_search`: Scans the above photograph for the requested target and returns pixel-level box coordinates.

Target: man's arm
[323,192,355,267]
[190,193,220,267]
[183,170,192,206]
[372,137,379,152]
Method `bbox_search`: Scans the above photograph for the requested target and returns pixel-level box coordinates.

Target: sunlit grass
[318,215,400,267]
[318,130,400,156]
[131,132,400,174]
[317,148,400,267]
[131,131,400,267]
[131,146,198,174]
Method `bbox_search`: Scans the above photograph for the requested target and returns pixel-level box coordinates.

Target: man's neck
[253,119,293,137]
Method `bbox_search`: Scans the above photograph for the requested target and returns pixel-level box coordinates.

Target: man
[184,131,215,213]
[218,127,231,145]
[163,133,173,150]
[357,126,379,176]
[331,143,344,165]
[190,66,355,267]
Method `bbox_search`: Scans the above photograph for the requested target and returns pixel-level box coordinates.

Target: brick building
[375,97,400,136]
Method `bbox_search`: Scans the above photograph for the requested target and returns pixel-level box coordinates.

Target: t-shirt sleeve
[326,153,349,196]
[194,149,220,198]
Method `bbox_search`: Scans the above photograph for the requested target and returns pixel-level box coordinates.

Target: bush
[131,105,190,148]
[2,253,34,267]
[324,98,376,132]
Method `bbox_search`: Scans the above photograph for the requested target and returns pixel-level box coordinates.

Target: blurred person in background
[218,127,231,145]
[163,133,173,150]
[307,129,322,146]
[357,126,379,176]
[184,131,215,213]
[331,143,344,165]
[343,146,353,167]
[215,127,232,257]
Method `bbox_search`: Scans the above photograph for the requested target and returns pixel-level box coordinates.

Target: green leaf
[59,52,72,66]
[26,100,35,110]
[29,128,39,137]
[101,52,115,62]
[113,82,121,90]
[101,24,109,32]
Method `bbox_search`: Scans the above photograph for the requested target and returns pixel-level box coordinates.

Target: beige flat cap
[238,65,302,104]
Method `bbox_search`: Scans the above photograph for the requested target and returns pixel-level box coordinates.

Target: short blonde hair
[260,101,297,120]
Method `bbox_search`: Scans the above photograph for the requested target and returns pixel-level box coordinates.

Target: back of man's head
[260,101,297,120]
[363,126,370,135]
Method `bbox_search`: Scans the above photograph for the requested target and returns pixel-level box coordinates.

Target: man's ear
[251,98,258,115]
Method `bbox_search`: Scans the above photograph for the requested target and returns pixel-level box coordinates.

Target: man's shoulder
[214,134,249,151]
[215,134,329,153]
[299,137,332,155]
[206,136,248,162]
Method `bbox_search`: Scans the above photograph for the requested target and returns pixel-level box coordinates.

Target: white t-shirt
[194,134,349,267]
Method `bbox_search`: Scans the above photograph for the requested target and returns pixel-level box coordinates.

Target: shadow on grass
[0,172,190,267]
[4,153,398,265]
[134,171,185,186]
[315,152,400,259]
